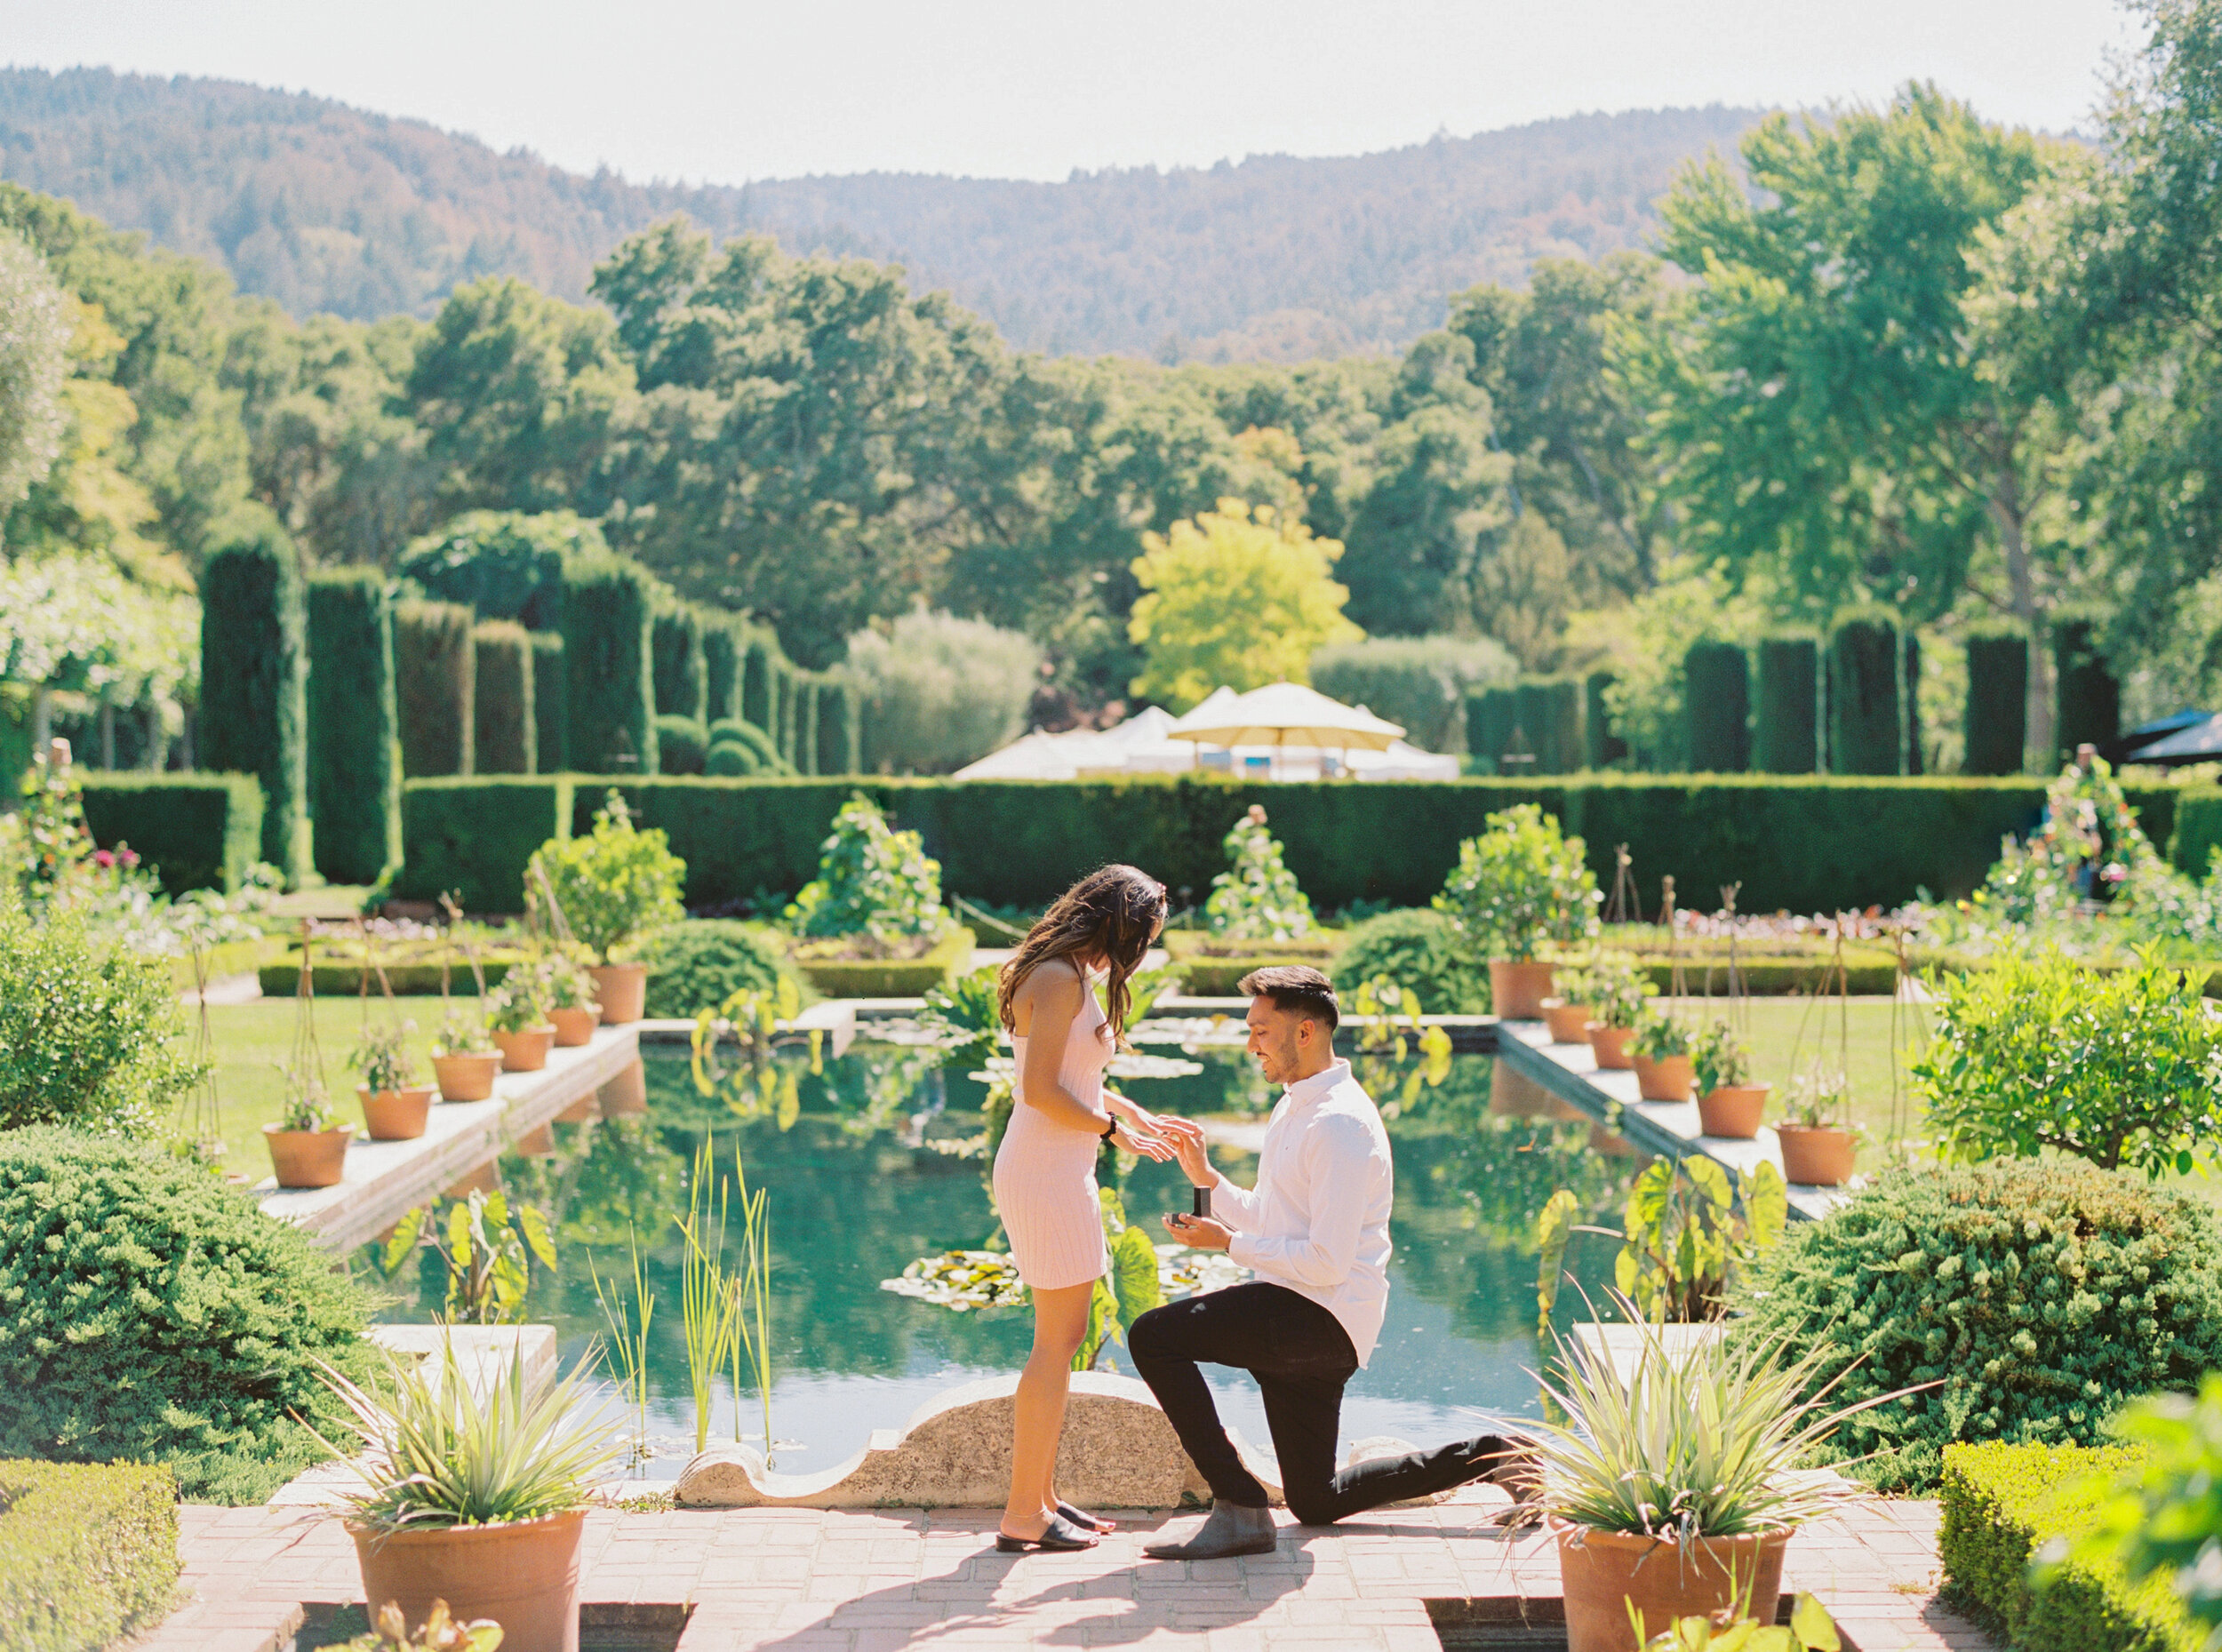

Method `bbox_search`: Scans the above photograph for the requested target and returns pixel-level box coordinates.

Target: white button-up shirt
[1208,1057,1395,1367]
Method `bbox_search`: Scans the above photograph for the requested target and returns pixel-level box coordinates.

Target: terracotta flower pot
[549,1004,602,1048]
[357,1084,436,1142]
[589,962,648,1026]
[432,1052,501,1103]
[597,1057,649,1117]
[1696,1083,1770,1140]
[1488,959,1556,1020]
[1586,1023,1635,1071]
[263,1122,354,1189]
[1555,1520,1791,1652]
[493,1026,557,1073]
[1633,1052,1694,1102]
[1778,1123,1858,1185]
[351,1508,586,1652]
[1541,998,1595,1045]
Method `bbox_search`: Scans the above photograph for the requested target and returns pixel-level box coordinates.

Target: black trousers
[1128,1281,1504,1525]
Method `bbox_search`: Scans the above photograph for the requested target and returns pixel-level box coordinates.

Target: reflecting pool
[364,1041,1636,1481]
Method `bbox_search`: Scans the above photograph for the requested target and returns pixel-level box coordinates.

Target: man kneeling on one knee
[1129,965,1536,1560]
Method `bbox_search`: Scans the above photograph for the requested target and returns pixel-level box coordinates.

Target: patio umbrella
[1165,682,1403,776]
[2130,712,2222,766]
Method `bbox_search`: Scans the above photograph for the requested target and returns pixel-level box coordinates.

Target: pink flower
[93,850,115,868]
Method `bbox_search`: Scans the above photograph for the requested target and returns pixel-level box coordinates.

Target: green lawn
[182,998,456,1174]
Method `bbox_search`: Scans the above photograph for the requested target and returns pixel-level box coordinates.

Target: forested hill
[0,68,1762,359]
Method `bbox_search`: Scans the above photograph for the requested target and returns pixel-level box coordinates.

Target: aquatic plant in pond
[381,1189,558,1325]
[1536,1155,1786,1329]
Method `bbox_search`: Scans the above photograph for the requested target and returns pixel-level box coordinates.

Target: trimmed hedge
[2056,615,2122,762]
[1464,687,1517,772]
[818,679,859,776]
[1684,642,1749,772]
[1965,626,2029,776]
[199,523,308,878]
[1754,634,1818,773]
[1515,678,1583,773]
[1904,628,1925,774]
[562,558,658,775]
[305,569,401,883]
[775,667,798,765]
[741,634,776,731]
[392,599,476,778]
[79,773,264,895]
[651,602,707,720]
[530,630,566,772]
[796,679,820,778]
[1939,1441,2197,1652]
[472,620,536,775]
[2173,786,2222,876]
[704,620,742,723]
[793,927,975,996]
[395,777,573,911]
[1830,607,1902,775]
[0,1459,180,1652]
[707,718,786,778]
[1584,670,1626,768]
[408,772,2185,917]
[635,920,799,1018]
[655,714,707,776]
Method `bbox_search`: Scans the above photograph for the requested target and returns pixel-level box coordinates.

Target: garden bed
[1163,926,1342,994]
[791,927,975,997]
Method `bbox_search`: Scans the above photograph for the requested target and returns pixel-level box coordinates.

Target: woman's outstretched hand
[1109,1120,1176,1161]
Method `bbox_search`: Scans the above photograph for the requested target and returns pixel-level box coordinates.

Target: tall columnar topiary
[303,568,400,883]
[1512,676,1583,773]
[1682,641,1750,772]
[1466,685,1520,773]
[1963,626,2029,775]
[703,620,742,724]
[651,601,707,720]
[1829,607,1903,775]
[795,678,820,778]
[1206,803,1315,941]
[1903,629,1924,775]
[817,677,859,776]
[199,521,309,880]
[391,600,476,778]
[561,558,657,775]
[396,508,606,631]
[471,620,536,775]
[2055,616,2121,762]
[1753,633,1819,773]
[529,631,565,772]
[775,666,798,765]
[1584,670,1627,768]
[740,633,776,732]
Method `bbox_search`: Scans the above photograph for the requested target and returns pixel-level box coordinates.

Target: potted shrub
[264,1063,354,1187]
[1584,958,1654,1071]
[1777,1065,1859,1185]
[1629,1010,1692,1102]
[316,1333,620,1652]
[1547,954,1635,1046]
[1531,1304,1894,1652]
[430,1007,502,1103]
[527,791,686,1026]
[1435,804,1602,1020]
[784,795,973,994]
[540,953,603,1048]
[350,1019,434,1142]
[1690,1019,1769,1139]
[485,978,556,1073]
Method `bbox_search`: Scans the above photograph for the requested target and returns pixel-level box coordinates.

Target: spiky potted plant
[485,977,556,1073]
[350,1018,433,1141]
[265,1062,353,1187]
[526,792,685,1026]
[316,1332,620,1652]
[1690,1019,1768,1139]
[1531,1302,1899,1652]
[540,951,603,1048]
[1435,804,1602,1020]
[1628,1009,1693,1102]
[1583,959,1656,1072]
[431,1005,502,1103]
[1776,1065,1858,1186]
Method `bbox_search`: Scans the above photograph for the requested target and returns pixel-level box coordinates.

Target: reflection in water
[364,1043,1633,1480]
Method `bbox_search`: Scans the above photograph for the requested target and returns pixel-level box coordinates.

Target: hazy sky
[3,0,2144,184]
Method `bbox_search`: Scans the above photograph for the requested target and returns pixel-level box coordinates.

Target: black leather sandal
[1058,1500,1115,1533]
[995,1514,1099,1553]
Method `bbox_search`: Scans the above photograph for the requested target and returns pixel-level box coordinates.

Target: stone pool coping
[132,1493,1993,1652]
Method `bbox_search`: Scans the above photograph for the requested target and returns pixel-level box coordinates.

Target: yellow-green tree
[1127,499,1361,711]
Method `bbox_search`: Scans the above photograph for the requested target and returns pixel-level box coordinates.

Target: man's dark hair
[1239,965,1339,1033]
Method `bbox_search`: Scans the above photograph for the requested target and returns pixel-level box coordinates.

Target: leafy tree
[1128,499,1361,710]
[0,229,68,532]
[845,610,1039,775]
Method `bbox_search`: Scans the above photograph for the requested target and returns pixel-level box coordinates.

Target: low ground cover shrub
[0,1127,371,1502]
[1913,948,2222,1177]
[0,1458,180,1652]
[1329,908,1485,1012]
[1939,1441,2197,1652]
[1733,1160,2222,1492]
[635,920,800,1018]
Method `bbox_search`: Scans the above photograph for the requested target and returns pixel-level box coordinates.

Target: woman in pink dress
[992,865,1195,1552]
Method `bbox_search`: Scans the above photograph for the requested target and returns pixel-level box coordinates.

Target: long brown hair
[998,865,1168,1049]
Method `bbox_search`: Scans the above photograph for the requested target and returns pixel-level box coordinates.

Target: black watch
[1100,1115,1118,1140]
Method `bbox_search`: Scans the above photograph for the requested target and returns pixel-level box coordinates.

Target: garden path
[136,1489,1992,1652]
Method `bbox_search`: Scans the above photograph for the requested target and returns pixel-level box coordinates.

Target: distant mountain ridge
[0,67,1765,358]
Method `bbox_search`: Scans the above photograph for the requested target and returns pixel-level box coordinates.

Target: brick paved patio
[132,1487,1994,1652]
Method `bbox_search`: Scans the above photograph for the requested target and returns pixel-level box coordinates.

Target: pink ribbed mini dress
[993,962,1114,1291]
